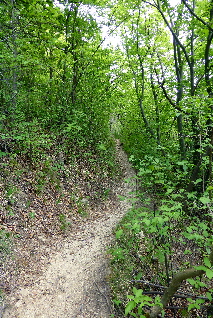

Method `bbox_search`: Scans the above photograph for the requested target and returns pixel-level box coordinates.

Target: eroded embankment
[2,142,136,318]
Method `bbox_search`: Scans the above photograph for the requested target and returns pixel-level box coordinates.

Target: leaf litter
[1,140,136,318]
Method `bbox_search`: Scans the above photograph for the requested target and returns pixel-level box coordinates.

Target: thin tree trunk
[150,72,161,144]
[10,0,18,116]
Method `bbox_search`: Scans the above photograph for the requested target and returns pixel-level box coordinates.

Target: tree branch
[182,0,213,32]
[145,0,191,69]
[142,290,209,301]
[148,247,213,318]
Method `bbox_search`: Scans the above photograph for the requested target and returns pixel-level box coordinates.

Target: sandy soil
[1,142,136,318]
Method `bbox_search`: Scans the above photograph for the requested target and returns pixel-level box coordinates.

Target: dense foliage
[1,0,213,316]
[0,0,115,164]
[106,0,213,317]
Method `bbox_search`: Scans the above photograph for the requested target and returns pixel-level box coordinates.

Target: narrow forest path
[2,141,136,318]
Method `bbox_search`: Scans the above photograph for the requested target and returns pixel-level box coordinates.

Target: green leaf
[184,250,192,255]
[204,257,211,268]
[64,123,82,132]
[116,229,123,239]
[111,248,125,260]
[206,269,213,279]
[133,287,143,297]
[195,265,207,271]
[125,300,136,315]
[117,195,126,201]
[187,279,196,286]
[97,143,107,151]
[206,292,212,301]
[154,295,163,307]
[127,295,135,300]
[194,178,202,185]
[187,298,193,302]
[199,197,211,204]
[143,219,150,226]
[0,151,7,157]
[113,299,122,306]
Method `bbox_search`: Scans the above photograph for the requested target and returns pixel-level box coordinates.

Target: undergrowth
[0,130,121,306]
[109,170,213,318]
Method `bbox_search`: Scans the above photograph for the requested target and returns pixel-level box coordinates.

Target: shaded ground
[1,141,136,318]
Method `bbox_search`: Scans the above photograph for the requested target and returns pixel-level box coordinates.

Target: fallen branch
[142,291,209,301]
[131,280,209,300]
[147,246,213,318]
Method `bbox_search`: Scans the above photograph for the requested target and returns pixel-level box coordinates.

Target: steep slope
[2,141,136,318]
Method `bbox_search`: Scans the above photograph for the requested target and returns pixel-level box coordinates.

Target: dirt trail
[2,142,136,318]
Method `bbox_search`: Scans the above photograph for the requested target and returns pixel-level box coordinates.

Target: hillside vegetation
[1,0,213,317]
